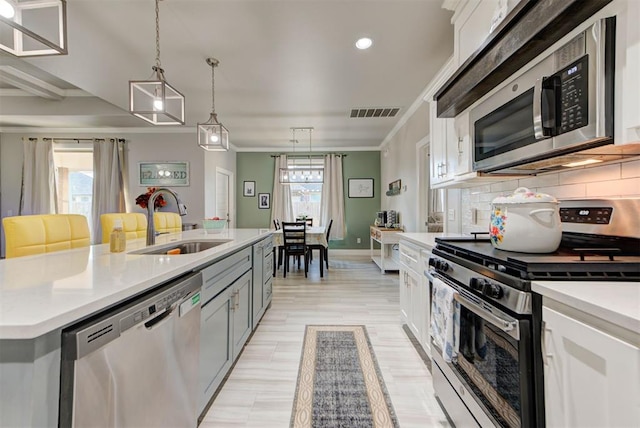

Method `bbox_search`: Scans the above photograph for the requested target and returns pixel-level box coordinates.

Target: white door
[543,306,640,428]
[215,167,234,229]
[416,136,429,232]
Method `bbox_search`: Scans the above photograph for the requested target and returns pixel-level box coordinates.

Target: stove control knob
[470,278,486,291]
[497,264,507,273]
[483,282,504,299]
[439,261,450,272]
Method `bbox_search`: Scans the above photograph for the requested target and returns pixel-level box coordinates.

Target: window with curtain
[53,144,94,234]
[287,157,323,224]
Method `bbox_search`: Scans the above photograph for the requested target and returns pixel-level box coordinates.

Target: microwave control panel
[555,55,589,135]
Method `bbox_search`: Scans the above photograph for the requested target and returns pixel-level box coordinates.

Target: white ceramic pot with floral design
[489,187,562,253]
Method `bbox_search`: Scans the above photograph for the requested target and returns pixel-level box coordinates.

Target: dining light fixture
[279,127,324,184]
[0,0,67,57]
[197,57,229,151]
[129,0,184,125]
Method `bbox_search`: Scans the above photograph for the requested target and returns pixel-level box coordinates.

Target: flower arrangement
[135,187,167,210]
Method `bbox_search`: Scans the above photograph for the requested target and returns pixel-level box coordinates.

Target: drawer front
[263,277,273,305]
[263,251,274,283]
[399,242,421,273]
[201,247,252,305]
[262,237,273,257]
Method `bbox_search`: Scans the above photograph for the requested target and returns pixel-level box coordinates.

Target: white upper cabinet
[622,0,640,143]
[445,0,522,68]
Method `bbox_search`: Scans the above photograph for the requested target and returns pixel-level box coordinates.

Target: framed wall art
[348,178,374,198]
[258,193,270,209]
[138,161,189,186]
[243,181,256,197]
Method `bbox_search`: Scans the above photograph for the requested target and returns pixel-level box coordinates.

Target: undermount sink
[129,240,232,255]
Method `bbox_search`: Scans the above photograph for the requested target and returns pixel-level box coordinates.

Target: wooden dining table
[272,226,328,277]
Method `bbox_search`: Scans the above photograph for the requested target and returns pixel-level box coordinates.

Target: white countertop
[398,232,469,250]
[532,281,640,335]
[0,229,271,339]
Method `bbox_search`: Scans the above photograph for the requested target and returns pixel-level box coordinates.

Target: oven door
[430,273,535,428]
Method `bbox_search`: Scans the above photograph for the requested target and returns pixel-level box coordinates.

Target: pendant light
[279,127,323,184]
[0,0,67,57]
[197,57,229,151]
[129,0,184,125]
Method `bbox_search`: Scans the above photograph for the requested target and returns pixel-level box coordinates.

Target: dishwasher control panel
[121,284,192,332]
[62,272,202,360]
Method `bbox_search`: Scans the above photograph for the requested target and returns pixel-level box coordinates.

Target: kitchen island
[0,228,271,427]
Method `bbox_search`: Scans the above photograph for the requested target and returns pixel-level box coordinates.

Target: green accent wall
[236,151,380,249]
[236,153,276,228]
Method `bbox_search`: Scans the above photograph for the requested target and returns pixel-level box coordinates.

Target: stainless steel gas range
[427,198,640,428]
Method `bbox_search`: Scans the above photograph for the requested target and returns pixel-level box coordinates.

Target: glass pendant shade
[129,69,185,125]
[197,57,229,151]
[0,0,67,57]
[279,167,323,184]
[128,0,184,125]
[198,113,229,151]
[279,127,323,184]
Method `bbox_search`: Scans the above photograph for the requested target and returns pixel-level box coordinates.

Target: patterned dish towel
[431,277,460,363]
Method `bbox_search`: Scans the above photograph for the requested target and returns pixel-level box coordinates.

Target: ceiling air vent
[350,107,400,118]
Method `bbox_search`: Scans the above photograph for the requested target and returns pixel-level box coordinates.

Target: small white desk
[370,226,403,273]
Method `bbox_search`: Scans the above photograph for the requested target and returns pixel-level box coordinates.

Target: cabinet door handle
[541,321,553,365]
[234,290,240,309]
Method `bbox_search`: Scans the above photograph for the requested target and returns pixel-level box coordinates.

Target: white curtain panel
[20,138,57,215]
[271,155,293,227]
[320,154,345,239]
[91,139,126,244]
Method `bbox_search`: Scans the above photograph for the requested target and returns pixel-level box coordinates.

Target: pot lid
[492,187,558,204]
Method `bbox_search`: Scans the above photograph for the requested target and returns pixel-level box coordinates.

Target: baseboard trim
[329,249,371,256]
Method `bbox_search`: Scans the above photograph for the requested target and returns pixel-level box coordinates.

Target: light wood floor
[200,254,451,428]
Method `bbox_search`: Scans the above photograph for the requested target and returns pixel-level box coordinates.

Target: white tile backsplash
[586,177,640,197]
[621,159,640,178]
[558,163,620,185]
[459,159,640,232]
[490,180,520,193]
[518,173,559,189]
[538,183,587,199]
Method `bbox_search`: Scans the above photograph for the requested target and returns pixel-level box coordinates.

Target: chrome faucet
[146,188,188,246]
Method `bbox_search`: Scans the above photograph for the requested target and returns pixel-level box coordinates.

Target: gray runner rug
[290,325,400,428]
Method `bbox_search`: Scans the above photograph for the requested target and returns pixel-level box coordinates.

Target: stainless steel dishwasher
[59,272,202,428]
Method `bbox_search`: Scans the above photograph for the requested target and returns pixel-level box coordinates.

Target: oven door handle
[453,293,519,339]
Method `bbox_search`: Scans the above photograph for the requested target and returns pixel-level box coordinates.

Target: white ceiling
[0,0,454,151]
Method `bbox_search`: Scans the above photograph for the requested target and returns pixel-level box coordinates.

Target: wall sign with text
[139,162,190,186]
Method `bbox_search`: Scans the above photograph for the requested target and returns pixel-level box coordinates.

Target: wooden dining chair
[296,217,313,227]
[273,219,280,230]
[309,219,333,271]
[281,222,310,278]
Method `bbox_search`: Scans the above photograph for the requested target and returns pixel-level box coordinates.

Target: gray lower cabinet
[199,288,232,414]
[198,247,253,416]
[231,270,252,360]
[252,236,274,328]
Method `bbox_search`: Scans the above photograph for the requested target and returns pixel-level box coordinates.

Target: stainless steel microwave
[470,17,615,174]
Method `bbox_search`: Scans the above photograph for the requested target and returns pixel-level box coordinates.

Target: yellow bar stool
[2,214,90,258]
[100,213,148,243]
[153,212,182,234]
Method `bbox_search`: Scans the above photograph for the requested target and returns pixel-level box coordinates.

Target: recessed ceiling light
[355,37,373,50]
[0,0,15,19]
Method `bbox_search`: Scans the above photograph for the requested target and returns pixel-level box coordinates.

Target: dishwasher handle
[64,272,202,361]
[144,306,174,329]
